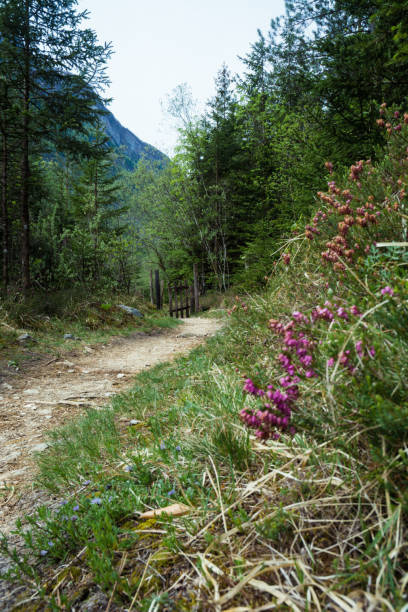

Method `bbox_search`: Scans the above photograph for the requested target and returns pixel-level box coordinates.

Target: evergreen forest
[1,0,407,297]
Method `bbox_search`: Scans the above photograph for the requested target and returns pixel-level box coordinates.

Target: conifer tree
[0,0,112,290]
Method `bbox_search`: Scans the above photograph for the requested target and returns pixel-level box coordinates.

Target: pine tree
[0,0,112,290]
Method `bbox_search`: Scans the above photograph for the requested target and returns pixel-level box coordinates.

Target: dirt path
[0,317,222,533]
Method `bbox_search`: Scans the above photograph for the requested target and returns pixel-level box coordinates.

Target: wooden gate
[168,282,191,318]
[168,265,200,318]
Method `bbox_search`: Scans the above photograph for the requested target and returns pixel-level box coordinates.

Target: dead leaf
[139,503,192,519]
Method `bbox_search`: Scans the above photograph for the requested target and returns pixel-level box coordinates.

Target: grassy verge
[0,290,179,368]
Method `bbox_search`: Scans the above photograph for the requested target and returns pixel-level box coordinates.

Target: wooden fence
[151,264,200,317]
[168,282,191,318]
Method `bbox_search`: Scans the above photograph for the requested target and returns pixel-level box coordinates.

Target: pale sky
[77,0,286,156]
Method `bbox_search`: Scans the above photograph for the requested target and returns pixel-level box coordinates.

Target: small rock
[118,304,144,317]
[117,373,125,379]
[145,363,151,367]
[64,333,75,340]
[82,369,90,374]
[0,466,29,483]
[67,369,75,373]
[23,389,40,395]
[5,450,21,462]
[63,360,74,367]
[2,383,12,390]
[83,346,93,353]
[81,591,110,611]
[17,333,32,342]
[31,443,48,453]
[129,419,140,426]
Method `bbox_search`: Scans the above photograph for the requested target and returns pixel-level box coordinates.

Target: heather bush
[237,104,408,454]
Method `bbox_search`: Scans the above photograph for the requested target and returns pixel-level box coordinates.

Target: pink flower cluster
[327,341,375,372]
[239,298,378,440]
[381,286,394,296]
[377,104,408,134]
[315,187,379,271]
[239,377,297,440]
[227,295,248,316]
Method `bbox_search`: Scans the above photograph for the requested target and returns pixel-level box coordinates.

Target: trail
[0,317,222,535]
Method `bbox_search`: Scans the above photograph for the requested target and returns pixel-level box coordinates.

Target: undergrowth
[0,289,178,366]
[0,105,407,610]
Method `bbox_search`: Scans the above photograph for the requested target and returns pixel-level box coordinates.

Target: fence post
[174,283,178,318]
[185,284,190,317]
[168,284,173,317]
[150,270,154,306]
[193,263,199,313]
[155,269,161,310]
[178,283,183,318]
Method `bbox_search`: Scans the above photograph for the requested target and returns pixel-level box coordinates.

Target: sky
[77,0,286,156]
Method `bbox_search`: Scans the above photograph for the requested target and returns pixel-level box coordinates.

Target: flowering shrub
[301,105,408,275]
[238,104,408,445]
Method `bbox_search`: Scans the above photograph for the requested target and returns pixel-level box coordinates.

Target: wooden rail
[168,282,191,318]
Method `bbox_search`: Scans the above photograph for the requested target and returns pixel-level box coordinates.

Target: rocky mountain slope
[101,108,168,169]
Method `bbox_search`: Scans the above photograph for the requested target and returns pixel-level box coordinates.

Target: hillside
[101,108,168,170]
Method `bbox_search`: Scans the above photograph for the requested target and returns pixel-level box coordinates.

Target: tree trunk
[93,163,99,281]
[21,0,30,292]
[1,132,9,288]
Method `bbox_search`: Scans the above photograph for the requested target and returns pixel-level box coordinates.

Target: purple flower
[73,505,80,512]
[90,497,102,505]
[380,286,394,296]
[337,307,349,321]
[305,370,316,378]
[350,305,361,316]
[60,500,68,507]
[300,355,313,367]
[167,489,176,497]
[355,341,363,357]
[124,465,133,472]
[292,311,307,323]
[160,442,166,450]
[83,480,91,486]
[327,357,335,367]
[368,346,376,358]
[40,550,48,556]
[71,515,78,521]
[175,445,181,452]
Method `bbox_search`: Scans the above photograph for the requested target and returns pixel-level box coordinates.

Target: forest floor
[0,316,222,538]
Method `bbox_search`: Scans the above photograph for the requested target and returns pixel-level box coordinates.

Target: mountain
[101,108,168,170]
